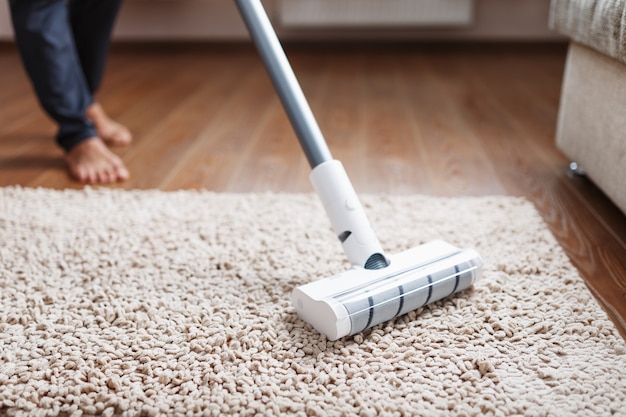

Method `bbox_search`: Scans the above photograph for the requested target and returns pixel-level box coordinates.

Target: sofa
[549,0,626,214]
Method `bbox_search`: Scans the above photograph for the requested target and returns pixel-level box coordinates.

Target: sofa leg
[568,162,586,177]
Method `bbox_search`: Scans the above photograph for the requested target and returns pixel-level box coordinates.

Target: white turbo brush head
[293,240,483,341]
[293,160,484,341]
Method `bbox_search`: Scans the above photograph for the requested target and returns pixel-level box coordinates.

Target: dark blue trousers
[9,0,124,152]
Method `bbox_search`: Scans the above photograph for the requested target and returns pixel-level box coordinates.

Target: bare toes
[65,138,130,184]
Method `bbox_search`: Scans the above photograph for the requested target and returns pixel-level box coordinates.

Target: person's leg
[69,0,123,93]
[69,0,132,146]
[9,0,96,152]
[9,0,129,183]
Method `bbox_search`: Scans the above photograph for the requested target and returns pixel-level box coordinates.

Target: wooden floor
[1,43,625,339]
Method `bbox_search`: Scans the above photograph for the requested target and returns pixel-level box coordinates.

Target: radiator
[278,0,475,28]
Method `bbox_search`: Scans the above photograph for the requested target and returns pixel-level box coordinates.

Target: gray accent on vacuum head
[335,254,479,335]
[364,253,389,270]
[338,231,352,243]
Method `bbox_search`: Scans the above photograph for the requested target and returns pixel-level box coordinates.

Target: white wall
[113,0,253,41]
[0,0,563,42]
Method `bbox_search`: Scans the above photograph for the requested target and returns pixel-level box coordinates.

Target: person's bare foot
[65,137,130,184]
[86,102,132,147]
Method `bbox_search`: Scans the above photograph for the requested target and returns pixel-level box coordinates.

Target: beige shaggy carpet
[0,187,625,417]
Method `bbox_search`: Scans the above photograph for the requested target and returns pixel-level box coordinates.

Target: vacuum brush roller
[292,240,483,341]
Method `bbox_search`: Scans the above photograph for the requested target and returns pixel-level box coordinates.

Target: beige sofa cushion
[550,0,626,64]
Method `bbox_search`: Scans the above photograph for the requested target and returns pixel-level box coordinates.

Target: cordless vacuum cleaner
[235,0,483,341]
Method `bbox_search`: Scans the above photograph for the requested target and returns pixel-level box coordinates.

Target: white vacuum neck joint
[309,160,388,269]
